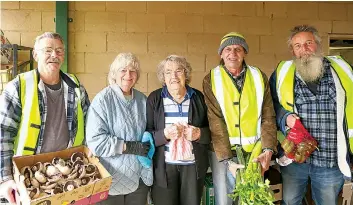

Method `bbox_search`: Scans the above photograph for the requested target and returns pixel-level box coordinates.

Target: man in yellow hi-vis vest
[0,32,90,204]
[203,32,277,205]
[270,25,353,205]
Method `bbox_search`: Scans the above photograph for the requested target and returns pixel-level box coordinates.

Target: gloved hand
[123,141,150,157]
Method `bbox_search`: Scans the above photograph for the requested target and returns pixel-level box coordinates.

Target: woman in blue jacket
[86,53,152,205]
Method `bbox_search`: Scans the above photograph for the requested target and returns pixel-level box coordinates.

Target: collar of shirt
[161,85,195,102]
[223,62,247,79]
[35,69,79,89]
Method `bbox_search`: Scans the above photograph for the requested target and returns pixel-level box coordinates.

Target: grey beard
[294,54,324,83]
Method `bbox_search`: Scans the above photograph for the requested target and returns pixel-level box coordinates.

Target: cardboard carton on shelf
[12,146,112,205]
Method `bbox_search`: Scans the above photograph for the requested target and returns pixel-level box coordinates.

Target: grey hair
[157,55,192,86]
[34,32,65,50]
[107,53,140,85]
[287,25,322,50]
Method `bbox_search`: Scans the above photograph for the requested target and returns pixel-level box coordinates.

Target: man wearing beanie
[203,32,277,204]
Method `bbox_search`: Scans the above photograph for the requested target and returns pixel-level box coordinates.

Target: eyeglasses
[37,47,65,56]
[165,69,184,77]
[292,40,315,51]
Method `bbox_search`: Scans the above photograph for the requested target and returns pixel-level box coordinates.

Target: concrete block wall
[1,1,353,99]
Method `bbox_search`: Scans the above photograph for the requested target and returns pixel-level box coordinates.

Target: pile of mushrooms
[20,152,101,200]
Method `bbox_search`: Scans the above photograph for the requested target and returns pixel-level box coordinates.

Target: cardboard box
[339,182,352,205]
[202,173,215,205]
[270,183,283,203]
[12,146,112,205]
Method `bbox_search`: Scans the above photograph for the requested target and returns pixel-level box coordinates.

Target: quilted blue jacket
[86,84,153,195]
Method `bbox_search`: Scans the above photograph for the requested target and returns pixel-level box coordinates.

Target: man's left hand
[253,150,273,175]
[183,125,201,141]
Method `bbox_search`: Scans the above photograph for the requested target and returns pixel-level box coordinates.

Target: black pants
[97,179,150,205]
[152,164,205,205]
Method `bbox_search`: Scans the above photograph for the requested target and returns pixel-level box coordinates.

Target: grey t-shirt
[40,80,70,153]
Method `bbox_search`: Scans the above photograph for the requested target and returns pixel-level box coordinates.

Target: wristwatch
[262,148,274,154]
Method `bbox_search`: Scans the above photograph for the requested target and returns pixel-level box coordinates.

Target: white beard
[294,53,324,83]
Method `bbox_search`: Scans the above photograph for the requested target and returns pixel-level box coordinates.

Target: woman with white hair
[86,53,153,205]
[146,55,210,205]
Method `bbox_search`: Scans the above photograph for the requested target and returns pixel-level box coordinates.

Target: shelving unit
[1,44,34,77]
[0,44,34,94]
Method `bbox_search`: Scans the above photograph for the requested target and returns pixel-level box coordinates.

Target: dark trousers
[152,163,205,205]
[97,179,150,205]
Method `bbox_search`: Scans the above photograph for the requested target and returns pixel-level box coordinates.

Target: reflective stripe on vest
[211,65,264,152]
[275,56,353,151]
[326,56,353,152]
[14,70,85,156]
[68,74,85,147]
[15,71,41,155]
[276,60,296,111]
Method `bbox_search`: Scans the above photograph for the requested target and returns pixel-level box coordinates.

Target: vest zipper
[238,71,246,149]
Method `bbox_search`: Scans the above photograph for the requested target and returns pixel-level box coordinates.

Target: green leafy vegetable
[229,142,275,205]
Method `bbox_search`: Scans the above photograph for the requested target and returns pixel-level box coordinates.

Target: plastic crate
[202,173,215,205]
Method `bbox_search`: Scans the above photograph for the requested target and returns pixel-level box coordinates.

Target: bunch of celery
[229,141,275,205]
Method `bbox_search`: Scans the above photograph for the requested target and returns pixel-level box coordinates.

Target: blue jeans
[209,151,238,205]
[280,163,344,205]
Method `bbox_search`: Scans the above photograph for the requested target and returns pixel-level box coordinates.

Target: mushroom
[26,187,34,191]
[73,178,82,186]
[34,171,47,184]
[31,162,43,173]
[78,165,86,179]
[24,177,32,188]
[66,160,73,168]
[20,166,33,179]
[92,171,101,180]
[70,163,79,174]
[80,177,92,186]
[43,189,52,195]
[52,157,61,165]
[57,178,68,186]
[63,181,78,192]
[51,186,63,194]
[43,162,52,173]
[48,175,61,183]
[56,164,72,176]
[73,160,84,168]
[67,171,78,180]
[71,152,86,163]
[37,192,48,199]
[30,178,40,188]
[46,165,60,177]
[40,181,57,190]
[84,164,96,177]
[29,188,40,199]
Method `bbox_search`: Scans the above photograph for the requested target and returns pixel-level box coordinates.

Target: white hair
[107,53,140,85]
[34,32,65,50]
[156,55,192,85]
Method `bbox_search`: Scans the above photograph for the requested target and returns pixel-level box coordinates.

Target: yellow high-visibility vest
[275,56,353,152]
[211,65,265,152]
[14,70,84,156]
